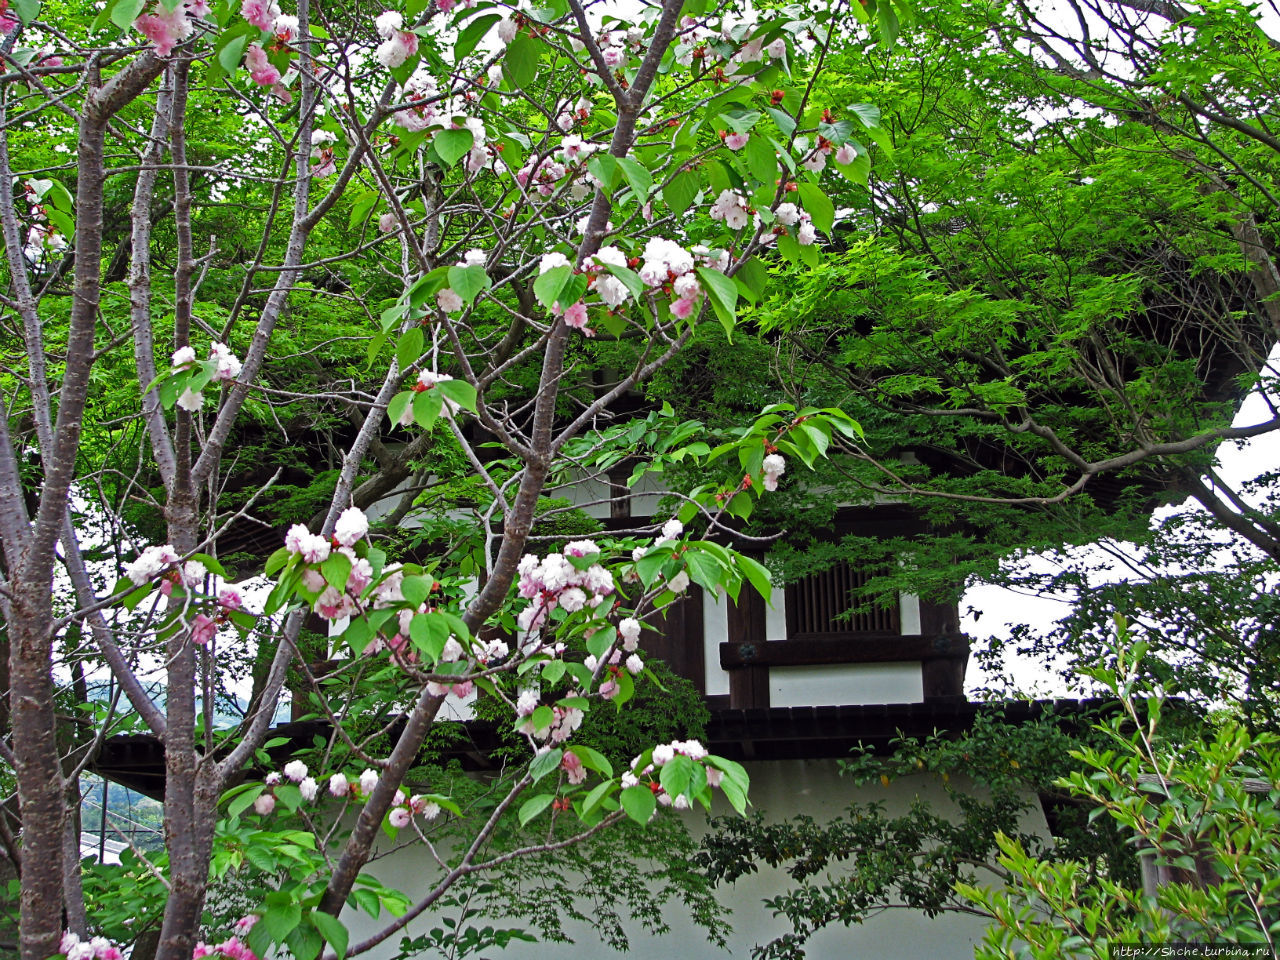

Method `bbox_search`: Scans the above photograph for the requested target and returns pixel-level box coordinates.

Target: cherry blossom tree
[0,0,889,957]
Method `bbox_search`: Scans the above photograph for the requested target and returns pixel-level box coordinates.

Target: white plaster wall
[546,469,671,520]
[701,586,788,697]
[770,662,924,707]
[701,588,731,698]
[340,762,1044,960]
[899,591,921,634]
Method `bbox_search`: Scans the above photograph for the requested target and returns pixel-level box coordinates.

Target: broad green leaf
[877,1,899,45]
[765,107,796,138]
[519,793,554,826]
[110,0,146,31]
[395,328,424,375]
[11,0,39,23]
[735,553,773,603]
[320,552,351,591]
[617,156,653,201]
[581,779,615,815]
[227,784,265,819]
[663,169,700,215]
[695,267,739,337]
[387,391,412,429]
[659,753,694,800]
[620,783,656,824]
[455,13,501,59]
[503,34,540,88]
[437,378,477,413]
[569,745,613,778]
[447,264,490,304]
[432,128,475,168]
[744,135,777,184]
[400,574,432,605]
[587,154,621,195]
[605,263,644,300]
[260,901,303,943]
[534,264,573,311]
[529,747,563,783]
[309,913,348,960]
[797,182,835,235]
[218,34,250,76]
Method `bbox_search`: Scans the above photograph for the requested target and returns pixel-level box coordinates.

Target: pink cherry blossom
[190,614,217,646]
[389,807,412,828]
[244,43,280,87]
[835,143,857,165]
[252,793,276,816]
[671,296,697,320]
[562,300,589,330]
[240,0,280,31]
[134,6,194,57]
[218,585,243,610]
[724,132,749,150]
[561,750,586,784]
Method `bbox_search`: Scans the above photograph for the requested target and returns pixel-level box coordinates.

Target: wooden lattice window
[784,560,899,638]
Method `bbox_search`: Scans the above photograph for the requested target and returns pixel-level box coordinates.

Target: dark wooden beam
[719,633,970,669]
[726,573,769,709]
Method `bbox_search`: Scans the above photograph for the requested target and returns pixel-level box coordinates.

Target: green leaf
[519,793,554,826]
[110,0,146,31]
[432,128,475,169]
[218,33,250,76]
[744,135,777,184]
[400,575,432,605]
[620,784,656,824]
[11,0,39,24]
[260,901,303,943]
[320,552,351,591]
[503,34,541,88]
[569,745,613,778]
[685,549,724,593]
[309,913,348,960]
[274,783,302,813]
[286,921,323,960]
[734,257,769,305]
[407,267,451,309]
[529,705,554,734]
[695,267,739,337]
[437,378,477,414]
[227,784,265,819]
[877,1,900,45]
[447,264,490,305]
[735,553,773,603]
[663,169,700,215]
[264,547,293,578]
[659,753,694,800]
[605,263,644,300]
[529,748,563,783]
[765,107,796,138]
[455,13,501,59]
[797,183,835,235]
[587,154,621,195]
[396,327,424,374]
[617,156,654,202]
[410,612,448,662]
[581,779,615,815]
[413,389,444,430]
[534,265,573,311]
[387,391,412,429]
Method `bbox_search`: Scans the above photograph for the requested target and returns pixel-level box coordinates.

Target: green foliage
[960,635,1280,956]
